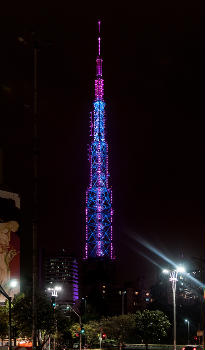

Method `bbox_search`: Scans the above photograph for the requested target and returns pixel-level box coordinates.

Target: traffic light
[51,296,56,308]
[80,327,85,334]
[102,333,106,339]
[75,333,79,337]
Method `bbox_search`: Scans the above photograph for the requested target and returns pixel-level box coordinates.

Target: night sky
[0,1,203,286]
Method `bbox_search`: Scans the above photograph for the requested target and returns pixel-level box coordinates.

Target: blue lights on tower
[85,22,113,259]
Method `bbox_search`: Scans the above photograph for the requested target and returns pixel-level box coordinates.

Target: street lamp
[0,279,19,350]
[185,319,190,344]
[47,285,62,298]
[54,286,62,291]
[0,284,12,350]
[67,305,82,350]
[119,290,126,315]
[163,266,186,350]
[9,279,18,289]
[82,296,88,323]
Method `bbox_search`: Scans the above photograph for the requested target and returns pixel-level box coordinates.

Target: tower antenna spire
[98,20,101,56]
[96,20,102,77]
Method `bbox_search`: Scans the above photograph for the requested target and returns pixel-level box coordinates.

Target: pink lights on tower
[96,59,103,77]
[98,37,101,56]
[85,21,114,259]
[95,78,104,98]
[96,21,103,78]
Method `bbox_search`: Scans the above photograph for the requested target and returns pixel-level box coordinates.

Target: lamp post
[0,285,12,350]
[82,297,87,323]
[47,285,62,298]
[18,34,40,350]
[185,319,190,344]
[47,285,62,350]
[120,290,126,315]
[67,305,82,350]
[82,297,88,345]
[163,266,186,350]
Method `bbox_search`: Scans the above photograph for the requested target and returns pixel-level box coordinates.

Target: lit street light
[163,266,186,350]
[67,305,82,350]
[9,279,18,289]
[47,285,62,350]
[47,285,62,298]
[185,319,190,344]
[0,280,19,350]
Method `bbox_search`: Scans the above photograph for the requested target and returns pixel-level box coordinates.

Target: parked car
[181,346,203,350]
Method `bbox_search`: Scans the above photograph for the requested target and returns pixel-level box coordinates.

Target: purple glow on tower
[85,22,114,259]
[98,37,101,56]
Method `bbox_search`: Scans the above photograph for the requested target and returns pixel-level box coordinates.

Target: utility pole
[79,316,82,350]
[99,330,102,350]
[185,319,190,345]
[68,305,82,350]
[163,266,186,350]
[8,297,12,350]
[0,285,12,350]
[121,291,126,315]
[32,39,39,350]
[18,34,52,350]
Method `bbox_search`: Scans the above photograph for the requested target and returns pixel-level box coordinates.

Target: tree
[84,321,101,345]
[0,305,8,341]
[55,310,73,348]
[12,293,56,348]
[101,314,136,346]
[70,321,101,346]
[70,322,81,339]
[135,309,171,350]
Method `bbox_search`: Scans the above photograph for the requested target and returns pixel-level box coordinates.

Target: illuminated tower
[85,21,113,259]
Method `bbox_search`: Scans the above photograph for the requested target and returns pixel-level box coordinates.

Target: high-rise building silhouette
[85,21,113,259]
[44,250,79,305]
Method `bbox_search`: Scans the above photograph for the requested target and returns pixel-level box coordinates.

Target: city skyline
[0,3,203,286]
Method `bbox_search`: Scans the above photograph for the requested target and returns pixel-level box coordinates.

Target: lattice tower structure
[85,22,113,259]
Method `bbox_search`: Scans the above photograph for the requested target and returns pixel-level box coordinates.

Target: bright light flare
[129,231,205,290]
[10,279,18,288]
[162,269,170,274]
[132,233,176,268]
[176,266,186,273]
[54,286,62,291]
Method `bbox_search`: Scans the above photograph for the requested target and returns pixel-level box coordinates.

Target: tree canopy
[0,305,8,340]
[12,293,55,346]
[101,314,136,345]
[70,321,101,346]
[135,309,171,349]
